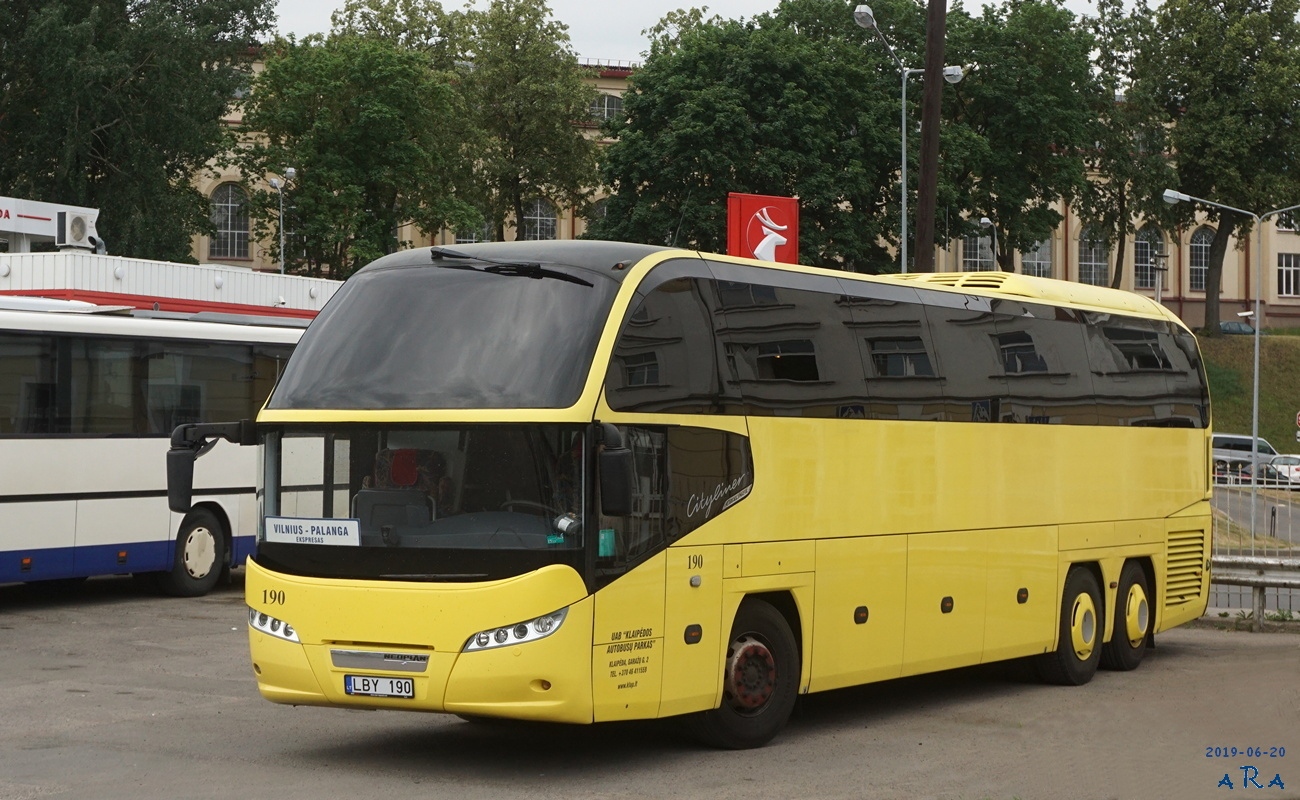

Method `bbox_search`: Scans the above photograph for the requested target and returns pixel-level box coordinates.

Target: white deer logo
[750,207,788,262]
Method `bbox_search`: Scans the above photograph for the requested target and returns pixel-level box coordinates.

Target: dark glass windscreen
[270,264,620,410]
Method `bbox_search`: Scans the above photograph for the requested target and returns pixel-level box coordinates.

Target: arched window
[1134,227,1165,290]
[209,183,249,260]
[1021,239,1052,278]
[589,93,623,122]
[1190,226,1214,292]
[521,198,557,241]
[961,233,994,271]
[1078,227,1109,286]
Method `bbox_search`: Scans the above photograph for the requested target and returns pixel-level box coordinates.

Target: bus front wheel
[157,508,226,598]
[686,599,798,749]
[1100,561,1151,671]
[1036,566,1103,686]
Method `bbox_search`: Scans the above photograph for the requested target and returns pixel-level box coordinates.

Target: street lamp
[1163,188,1300,543]
[269,167,296,274]
[979,216,998,270]
[1151,248,1168,306]
[854,5,963,274]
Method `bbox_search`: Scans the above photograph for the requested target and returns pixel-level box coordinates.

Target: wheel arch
[742,590,804,667]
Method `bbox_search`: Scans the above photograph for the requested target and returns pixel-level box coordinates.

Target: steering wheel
[499,500,561,515]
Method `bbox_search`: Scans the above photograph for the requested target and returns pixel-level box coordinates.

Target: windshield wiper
[483,263,593,287]
[429,248,593,287]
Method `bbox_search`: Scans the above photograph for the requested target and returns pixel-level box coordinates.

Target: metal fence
[1209,483,1300,626]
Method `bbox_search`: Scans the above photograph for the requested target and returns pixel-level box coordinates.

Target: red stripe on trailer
[0,289,319,319]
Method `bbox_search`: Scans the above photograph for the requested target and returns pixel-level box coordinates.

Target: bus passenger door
[591,553,666,722]
[591,427,668,722]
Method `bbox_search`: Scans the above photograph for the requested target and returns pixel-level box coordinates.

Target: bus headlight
[249,606,300,643]
[464,608,568,652]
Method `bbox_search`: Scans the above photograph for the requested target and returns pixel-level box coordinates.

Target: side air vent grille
[1165,529,1207,606]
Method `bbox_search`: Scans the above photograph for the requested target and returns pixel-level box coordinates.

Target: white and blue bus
[1,298,301,595]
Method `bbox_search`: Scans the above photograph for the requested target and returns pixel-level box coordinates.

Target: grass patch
[1212,507,1295,549]
[1200,335,1300,450]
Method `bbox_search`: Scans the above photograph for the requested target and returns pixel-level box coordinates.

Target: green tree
[588,0,901,271]
[0,0,274,261]
[329,0,466,66]
[237,32,477,277]
[1074,0,1177,289]
[1139,0,1300,335]
[941,0,1094,271]
[459,0,599,240]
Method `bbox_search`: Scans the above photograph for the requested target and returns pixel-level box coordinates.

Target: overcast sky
[274,0,1101,65]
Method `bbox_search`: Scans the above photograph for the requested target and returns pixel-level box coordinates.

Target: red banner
[726,193,799,264]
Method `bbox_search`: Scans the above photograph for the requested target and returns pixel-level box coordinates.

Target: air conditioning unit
[56,211,97,250]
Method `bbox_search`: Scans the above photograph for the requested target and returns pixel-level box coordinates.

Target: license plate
[344,675,414,698]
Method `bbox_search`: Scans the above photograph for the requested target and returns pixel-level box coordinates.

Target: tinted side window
[595,426,667,588]
[1168,327,1210,429]
[606,278,735,414]
[715,283,868,418]
[990,300,1099,426]
[843,294,943,421]
[923,302,1009,422]
[666,427,753,541]
[1082,314,1185,426]
[0,332,59,433]
[0,332,291,436]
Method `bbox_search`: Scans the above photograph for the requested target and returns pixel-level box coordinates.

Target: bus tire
[157,508,226,598]
[686,599,798,750]
[1036,566,1103,686]
[1100,561,1151,671]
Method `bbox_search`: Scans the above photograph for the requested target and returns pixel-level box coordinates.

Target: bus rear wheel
[686,599,798,750]
[156,508,226,598]
[1101,561,1151,671]
[1036,566,1103,686]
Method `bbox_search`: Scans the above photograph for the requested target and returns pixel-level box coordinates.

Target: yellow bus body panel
[246,558,595,722]
[809,535,908,692]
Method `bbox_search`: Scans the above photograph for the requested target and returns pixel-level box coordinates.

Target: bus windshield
[267,261,620,411]
[258,425,588,582]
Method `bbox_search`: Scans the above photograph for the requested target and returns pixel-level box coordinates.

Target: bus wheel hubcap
[726,635,776,711]
[1125,584,1149,648]
[183,527,215,579]
[1070,592,1097,660]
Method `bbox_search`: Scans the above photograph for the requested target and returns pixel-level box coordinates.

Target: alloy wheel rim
[725,634,777,712]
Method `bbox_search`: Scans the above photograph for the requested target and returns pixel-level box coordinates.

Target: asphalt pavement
[2,575,1298,800]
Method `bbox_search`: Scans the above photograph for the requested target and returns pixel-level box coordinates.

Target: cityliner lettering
[686,472,750,519]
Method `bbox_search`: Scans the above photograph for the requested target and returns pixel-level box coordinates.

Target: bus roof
[359,240,673,283]
[356,240,1179,325]
[0,305,303,344]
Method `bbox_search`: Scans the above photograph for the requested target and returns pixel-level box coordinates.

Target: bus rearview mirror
[167,447,195,513]
[599,447,634,517]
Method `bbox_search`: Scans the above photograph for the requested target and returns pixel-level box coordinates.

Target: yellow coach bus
[168,240,1211,749]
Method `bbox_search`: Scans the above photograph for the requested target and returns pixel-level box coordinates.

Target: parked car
[1241,462,1297,488]
[1212,433,1277,462]
[1270,454,1300,482]
[1219,320,1257,335]
[1212,435,1280,485]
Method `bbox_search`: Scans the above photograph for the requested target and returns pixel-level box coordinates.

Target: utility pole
[913,0,950,273]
